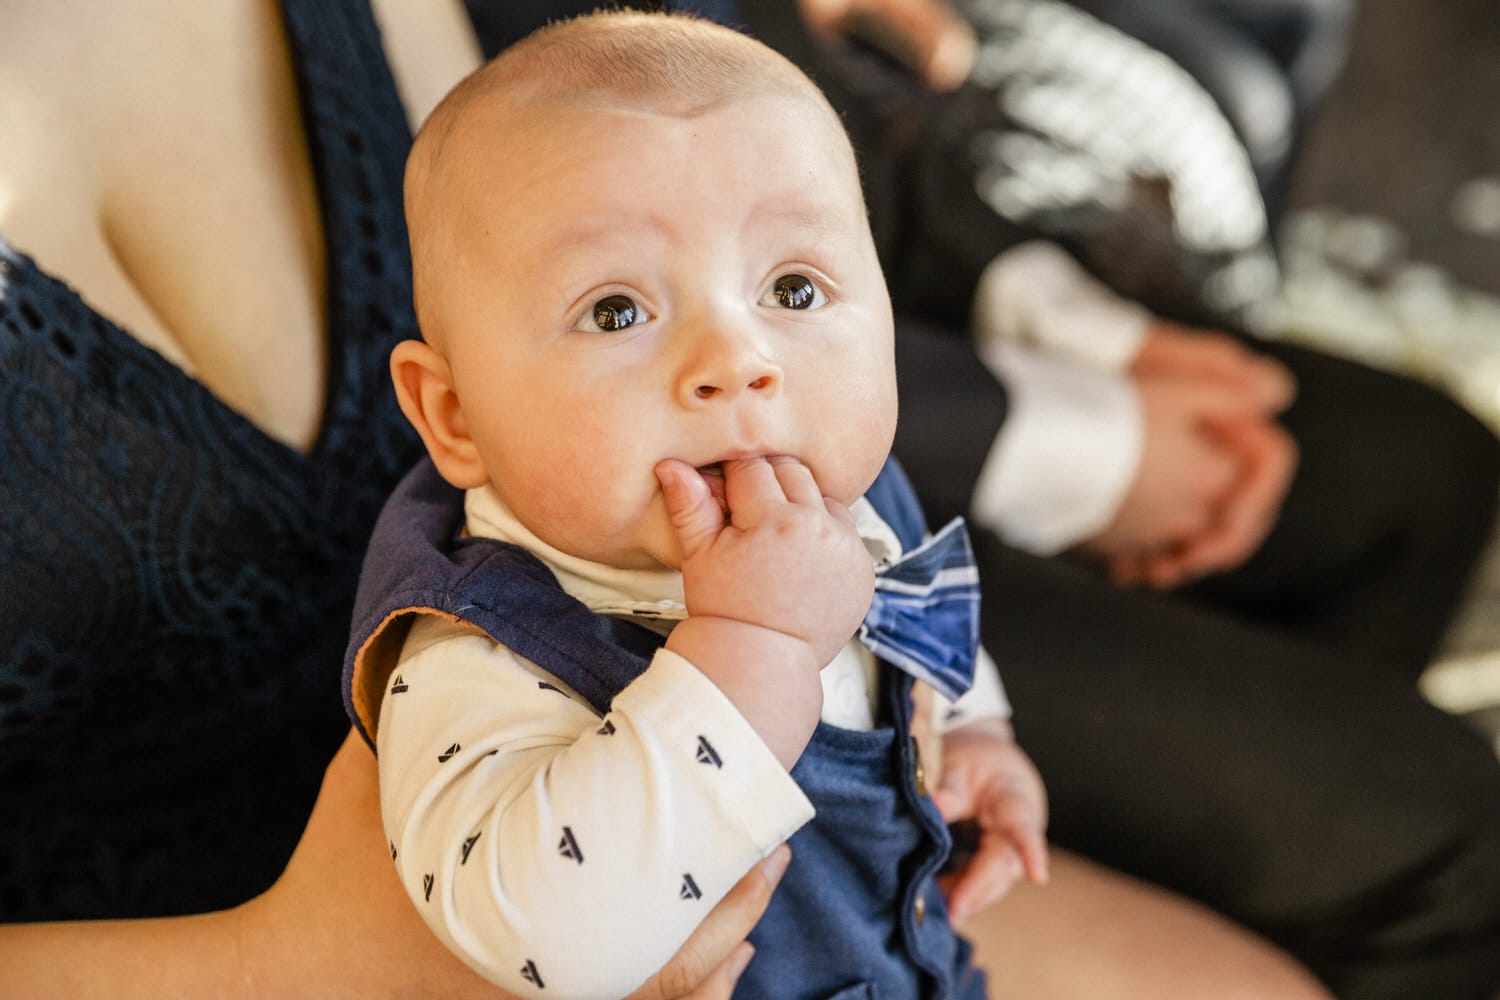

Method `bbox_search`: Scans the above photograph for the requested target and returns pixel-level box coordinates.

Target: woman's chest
[0,1,330,449]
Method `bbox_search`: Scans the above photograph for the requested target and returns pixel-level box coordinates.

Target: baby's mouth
[697,462,728,513]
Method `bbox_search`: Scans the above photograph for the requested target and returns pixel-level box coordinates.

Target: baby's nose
[678,322,783,405]
[693,373,777,400]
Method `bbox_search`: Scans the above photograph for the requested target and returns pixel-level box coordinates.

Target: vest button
[914,892,927,926]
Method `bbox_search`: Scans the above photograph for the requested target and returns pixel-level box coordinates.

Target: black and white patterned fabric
[954,0,1280,327]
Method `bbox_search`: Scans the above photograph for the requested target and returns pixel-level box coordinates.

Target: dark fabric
[1065,0,1356,213]
[891,314,1009,522]
[886,306,1500,999]
[0,0,423,919]
[739,0,1277,334]
[985,534,1500,1000]
[462,0,603,55]
[1183,338,1500,674]
[345,458,984,1000]
[981,341,1500,1000]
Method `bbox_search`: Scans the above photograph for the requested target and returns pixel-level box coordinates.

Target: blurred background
[1271,0,1500,746]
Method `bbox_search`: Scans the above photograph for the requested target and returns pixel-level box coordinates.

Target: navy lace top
[0,0,424,919]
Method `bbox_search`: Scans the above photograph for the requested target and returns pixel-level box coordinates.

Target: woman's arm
[0,731,785,1000]
[0,729,494,1000]
[0,907,256,999]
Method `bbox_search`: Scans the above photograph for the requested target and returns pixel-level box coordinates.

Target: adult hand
[795,0,978,91]
[1082,375,1246,569]
[1086,323,1298,588]
[629,843,792,1000]
[1125,416,1298,589]
[1130,320,1296,410]
[237,730,786,999]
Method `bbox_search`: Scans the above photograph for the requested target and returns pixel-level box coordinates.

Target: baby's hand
[931,718,1049,926]
[657,456,875,769]
[657,456,874,667]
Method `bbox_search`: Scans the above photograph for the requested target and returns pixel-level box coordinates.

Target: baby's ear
[390,339,489,489]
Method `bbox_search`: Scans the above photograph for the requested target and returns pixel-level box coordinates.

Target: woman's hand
[1088,323,1299,588]
[628,843,791,1000]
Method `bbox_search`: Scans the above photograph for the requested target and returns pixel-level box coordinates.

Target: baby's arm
[657,455,877,768]
[378,619,812,1000]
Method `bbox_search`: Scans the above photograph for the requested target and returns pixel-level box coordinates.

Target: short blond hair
[405,11,849,341]
[429,10,829,130]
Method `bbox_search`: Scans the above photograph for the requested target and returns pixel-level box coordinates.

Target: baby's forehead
[418,12,850,185]
[443,80,851,188]
[419,87,866,267]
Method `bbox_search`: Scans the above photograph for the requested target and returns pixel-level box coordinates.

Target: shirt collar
[464,484,903,623]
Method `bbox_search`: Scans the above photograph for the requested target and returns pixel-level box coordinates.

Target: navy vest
[344,457,986,1000]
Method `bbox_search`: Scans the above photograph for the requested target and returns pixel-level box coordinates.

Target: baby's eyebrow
[532,215,667,266]
[746,200,860,241]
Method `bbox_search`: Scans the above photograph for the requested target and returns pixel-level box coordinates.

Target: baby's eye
[765,273,827,311]
[576,294,651,333]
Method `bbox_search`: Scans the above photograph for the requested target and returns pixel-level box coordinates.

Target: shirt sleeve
[376,616,813,1000]
[971,240,1153,371]
[968,340,1144,554]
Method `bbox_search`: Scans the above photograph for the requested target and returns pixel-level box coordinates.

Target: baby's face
[434,90,897,569]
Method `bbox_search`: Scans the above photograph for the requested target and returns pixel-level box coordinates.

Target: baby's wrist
[667,616,825,770]
[667,615,823,678]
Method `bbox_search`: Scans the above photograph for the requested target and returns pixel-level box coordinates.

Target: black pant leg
[1184,339,1500,677]
[979,530,1500,1000]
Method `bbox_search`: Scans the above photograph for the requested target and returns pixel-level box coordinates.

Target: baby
[343,11,1047,999]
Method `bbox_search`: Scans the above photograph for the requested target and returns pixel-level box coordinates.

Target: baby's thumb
[655,459,725,559]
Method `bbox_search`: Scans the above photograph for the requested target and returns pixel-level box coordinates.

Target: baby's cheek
[503,471,625,561]
[568,475,679,570]
[834,430,899,504]
[833,381,898,494]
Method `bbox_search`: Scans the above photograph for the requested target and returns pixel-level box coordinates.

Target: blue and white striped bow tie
[857,517,980,702]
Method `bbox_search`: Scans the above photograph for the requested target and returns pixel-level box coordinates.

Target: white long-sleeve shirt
[967,240,1156,554]
[375,487,1009,998]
